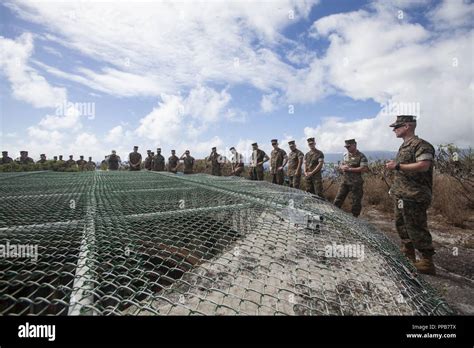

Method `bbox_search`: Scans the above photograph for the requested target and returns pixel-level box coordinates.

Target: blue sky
[0,0,472,161]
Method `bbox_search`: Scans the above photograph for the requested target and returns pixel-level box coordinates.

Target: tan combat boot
[401,243,416,263]
[415,255,436,275]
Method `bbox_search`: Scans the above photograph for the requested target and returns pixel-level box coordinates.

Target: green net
[0,171,453,315]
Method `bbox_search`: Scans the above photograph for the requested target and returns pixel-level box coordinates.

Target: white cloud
[428,0,474,29]
[5,0,318,100]
[260,92,281,113]
[306,2,474,150]
[0,33,67,108]
[136,85,233,141]
[38,104,82,130]
[105,125,124,143]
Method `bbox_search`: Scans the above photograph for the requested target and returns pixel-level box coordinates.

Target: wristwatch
[395,162,401,171]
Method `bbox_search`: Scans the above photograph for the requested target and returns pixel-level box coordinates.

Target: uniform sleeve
[282,149,287,158]
[318,152,324,162]
[415,142,435,162]
[298,151,304,160]
[360,153,369,167]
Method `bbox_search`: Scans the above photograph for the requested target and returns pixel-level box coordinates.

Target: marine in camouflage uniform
[249,142,269,181]
[65,155,77,168]
[108,151,121,171]
[207,147,222,176]
[334,139,369,217]
[152,148,165,171]
[76,155,87,170]
[230,147,244,176]
[37,154,47,164]
[168,150,179,174]
[303,138,325,198]
[129,146,142,171]
[180,150,195,174]
[17,151,34,165]
[0,151,13,165]
[270,139,288,185]
[86,157,96,171]
[386,115,436,275]
[57,155,65,168]
[287,140,304,189]
[144,150,153,170]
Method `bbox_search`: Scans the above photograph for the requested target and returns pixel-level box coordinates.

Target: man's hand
[385,160,397,171]
[340,164,350,172]
[277,166,283,171]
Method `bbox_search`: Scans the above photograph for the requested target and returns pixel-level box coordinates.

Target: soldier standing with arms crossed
[304,138,325,198]
[385,115,436,275]
[333,139,369,217]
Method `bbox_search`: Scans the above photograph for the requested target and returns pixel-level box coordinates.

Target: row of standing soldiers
[0,151,97,171]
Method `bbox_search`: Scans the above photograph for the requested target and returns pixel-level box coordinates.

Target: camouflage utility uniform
[231,152,244,176]
[129,152,142,171]
[249,149,267,181]
[183,156,195,174]
[168,155,179,173]
[304,149,324,197]
[152,153,165,171]
[391,136,435,256]
[270,148,287,185]
[334,150,368,217]
[208,152,222,176]
[108,154,120,171]
[287,149,304,189]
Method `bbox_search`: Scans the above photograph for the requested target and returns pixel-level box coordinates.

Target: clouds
[0,33,67,108]
[0,0,472,160]
[304,0,474,151]
[136,85,233,142]
[4,0,317,99]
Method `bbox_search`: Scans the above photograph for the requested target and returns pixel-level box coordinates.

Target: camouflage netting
[0,171,453,315]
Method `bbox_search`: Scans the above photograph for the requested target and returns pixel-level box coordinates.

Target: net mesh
[0,171,453,315]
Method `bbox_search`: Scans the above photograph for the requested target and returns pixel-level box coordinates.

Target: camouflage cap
[211,147,216,150]
[69,155,73,158]
[271,139,278,144]
[2,151,8,154]
[344,139,356,147]
[134,146,139,149]
[157,148,161,151]
[307,137,315,144]
[20,150,27,154]
[229,146,235,151]
[288,140,296,146]
[252,142,258,147]
[80,155,84,158]
[147,149,151,153]
[390,115,417,127]
[40,153,46,157]
[171,149,176,152]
